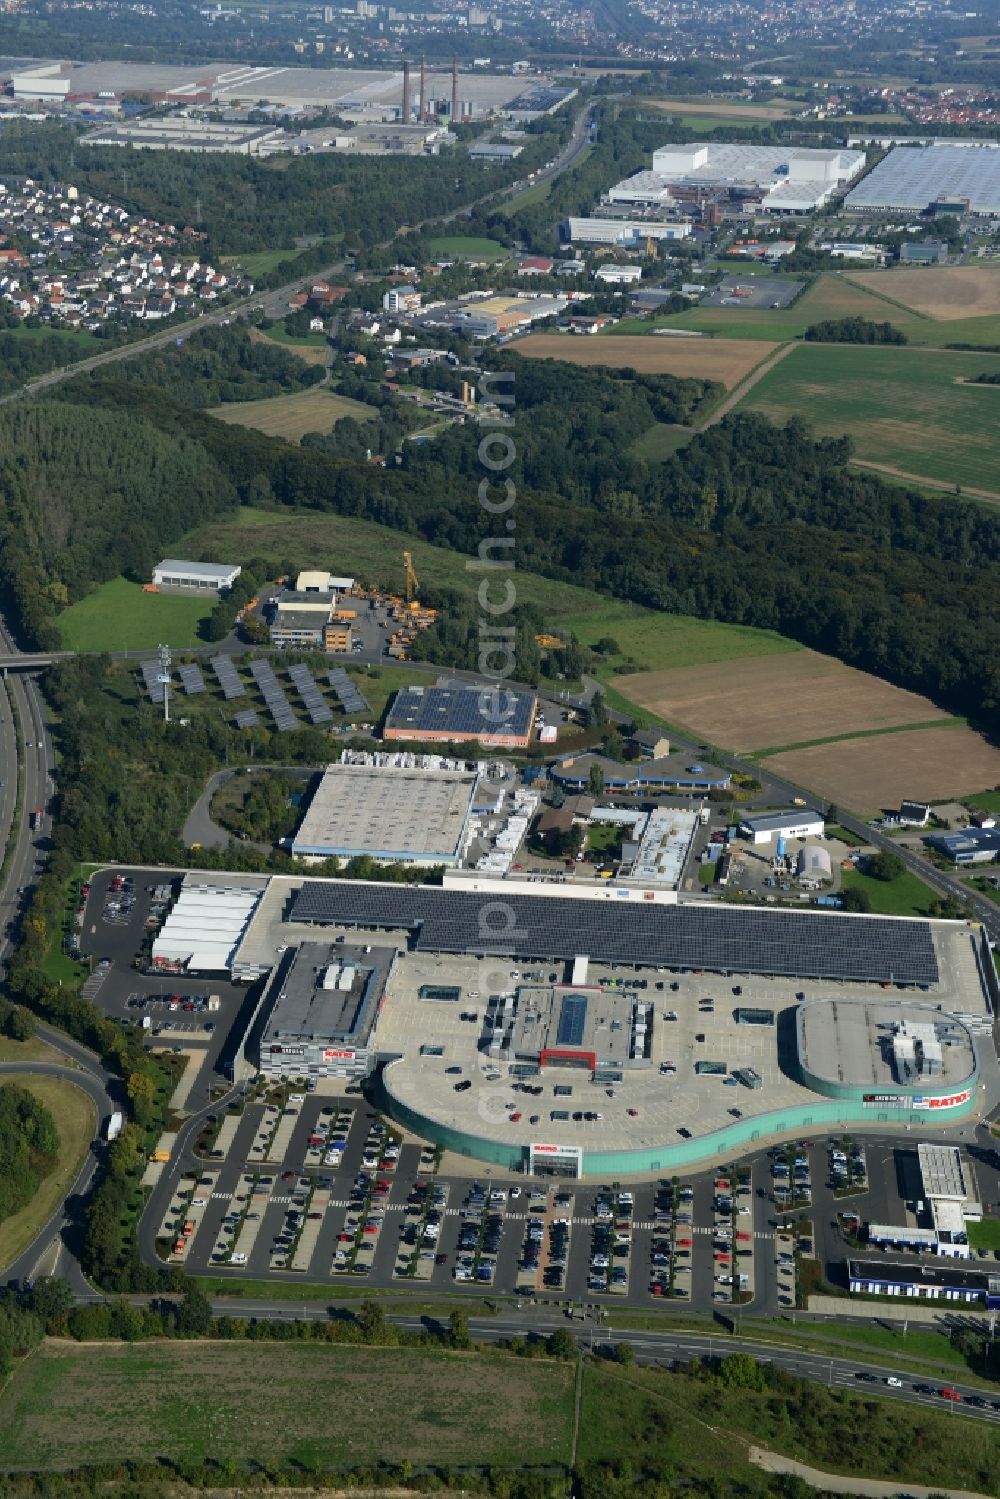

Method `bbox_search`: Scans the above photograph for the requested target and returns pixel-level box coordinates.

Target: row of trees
[804,317,907,345]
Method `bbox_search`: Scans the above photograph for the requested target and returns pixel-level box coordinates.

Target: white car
[230,1252,247,1265]
[886,1376,903,1389]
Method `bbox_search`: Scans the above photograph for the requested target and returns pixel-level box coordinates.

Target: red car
[737,1231,752,1242]
[677,1237,692,1247]
[715,1179,730,1190]
[715,1252,731,1262]
[627,1108,639,1118]
[940,1387,962,1402]
[337,1232,352,1242]
[651,1283,665,1297]
[510,1111,522,1122]
[362,1223,378,1235]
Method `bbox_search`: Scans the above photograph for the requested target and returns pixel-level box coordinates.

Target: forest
[0,328,988,741]
[0,328,109,398]
[85,323,326,407]
[0,115,558,254]
[0,1083,58,1224]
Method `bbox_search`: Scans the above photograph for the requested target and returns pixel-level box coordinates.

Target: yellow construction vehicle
[402,550,419,604]
[535,633,564,649]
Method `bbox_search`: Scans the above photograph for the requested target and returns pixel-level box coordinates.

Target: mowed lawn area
[738,343,1000,494]
[0,1076,95,1271]
[0,1342,576,1469]
[57,578,216,652]
[210,387,374,442]
[427,235,509,260]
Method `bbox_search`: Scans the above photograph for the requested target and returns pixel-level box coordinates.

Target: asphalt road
[3,102,594,407]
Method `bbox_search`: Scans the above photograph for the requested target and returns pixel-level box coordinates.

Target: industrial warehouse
[289,757,482,865]
[844,142,1000,216]
[139,866,992,1177]
[608,142,867,216]
[383,684,537,749]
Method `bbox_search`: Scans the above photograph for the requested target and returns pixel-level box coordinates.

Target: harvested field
[763,726,1000,813]
[647,97,798,120]
[611,649,953,752]
[210,387,374,441]
[514,333,776,388]
[850,266,1000,320]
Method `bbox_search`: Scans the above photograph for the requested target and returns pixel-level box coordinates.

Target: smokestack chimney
[419,56,426,123]
[402,59,411,123]
[451,54,459,122]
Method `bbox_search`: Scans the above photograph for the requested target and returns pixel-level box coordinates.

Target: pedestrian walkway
[749,1446,996,1499]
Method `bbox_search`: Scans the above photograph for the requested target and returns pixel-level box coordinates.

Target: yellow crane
[402,550,419,604]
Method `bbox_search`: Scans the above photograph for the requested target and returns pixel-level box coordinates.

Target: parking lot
[76,869,258,1109]
[703,276,805,309]
[74,865,1000,1311]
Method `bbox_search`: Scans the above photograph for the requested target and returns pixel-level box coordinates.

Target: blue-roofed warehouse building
[551,752,731,794]
[925,827,1000,865]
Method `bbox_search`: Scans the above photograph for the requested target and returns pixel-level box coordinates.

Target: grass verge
[0,1075,96,1271]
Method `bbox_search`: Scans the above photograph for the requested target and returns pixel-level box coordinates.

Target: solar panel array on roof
[178,663,206,696]
[287,884,940,986]
[234,708,259,729]
[385,684,534,739]
[556,992,589,1047]
[140,659,167,704]
[328,667,369,715]
[249,658,298,732]
[287,663,333,725]
[211,655,246,701]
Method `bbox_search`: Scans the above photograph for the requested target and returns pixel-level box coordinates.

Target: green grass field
[6,324,101,353]
[211,387,374,442]
[966,790,1000,812]
[221,248,299,277]
[739,343,1000,494]
[967,1217,1000,1250]
[57,578,216,653]
[840,866,939,917]
[0,1076,95,1271]
[0,1343,576,1469]
[628,421,694,461]
[2,1341,998,1490]
[427,235,509,260]
[180,508,801,680]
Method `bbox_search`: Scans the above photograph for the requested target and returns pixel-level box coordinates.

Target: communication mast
[157,643,172,724]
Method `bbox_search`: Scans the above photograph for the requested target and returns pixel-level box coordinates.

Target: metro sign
[323,1048,355,1060]
[926,1090,971,1110]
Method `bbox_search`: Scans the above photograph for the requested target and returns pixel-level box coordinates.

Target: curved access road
[0,1053,115,1291]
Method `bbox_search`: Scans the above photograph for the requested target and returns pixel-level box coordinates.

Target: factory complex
[145,865,991,1177]
[606,141,867,218]
[2,56,575,155]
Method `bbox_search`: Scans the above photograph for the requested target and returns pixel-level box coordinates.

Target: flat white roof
[151,877,265,971]
[155,559,241,580]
